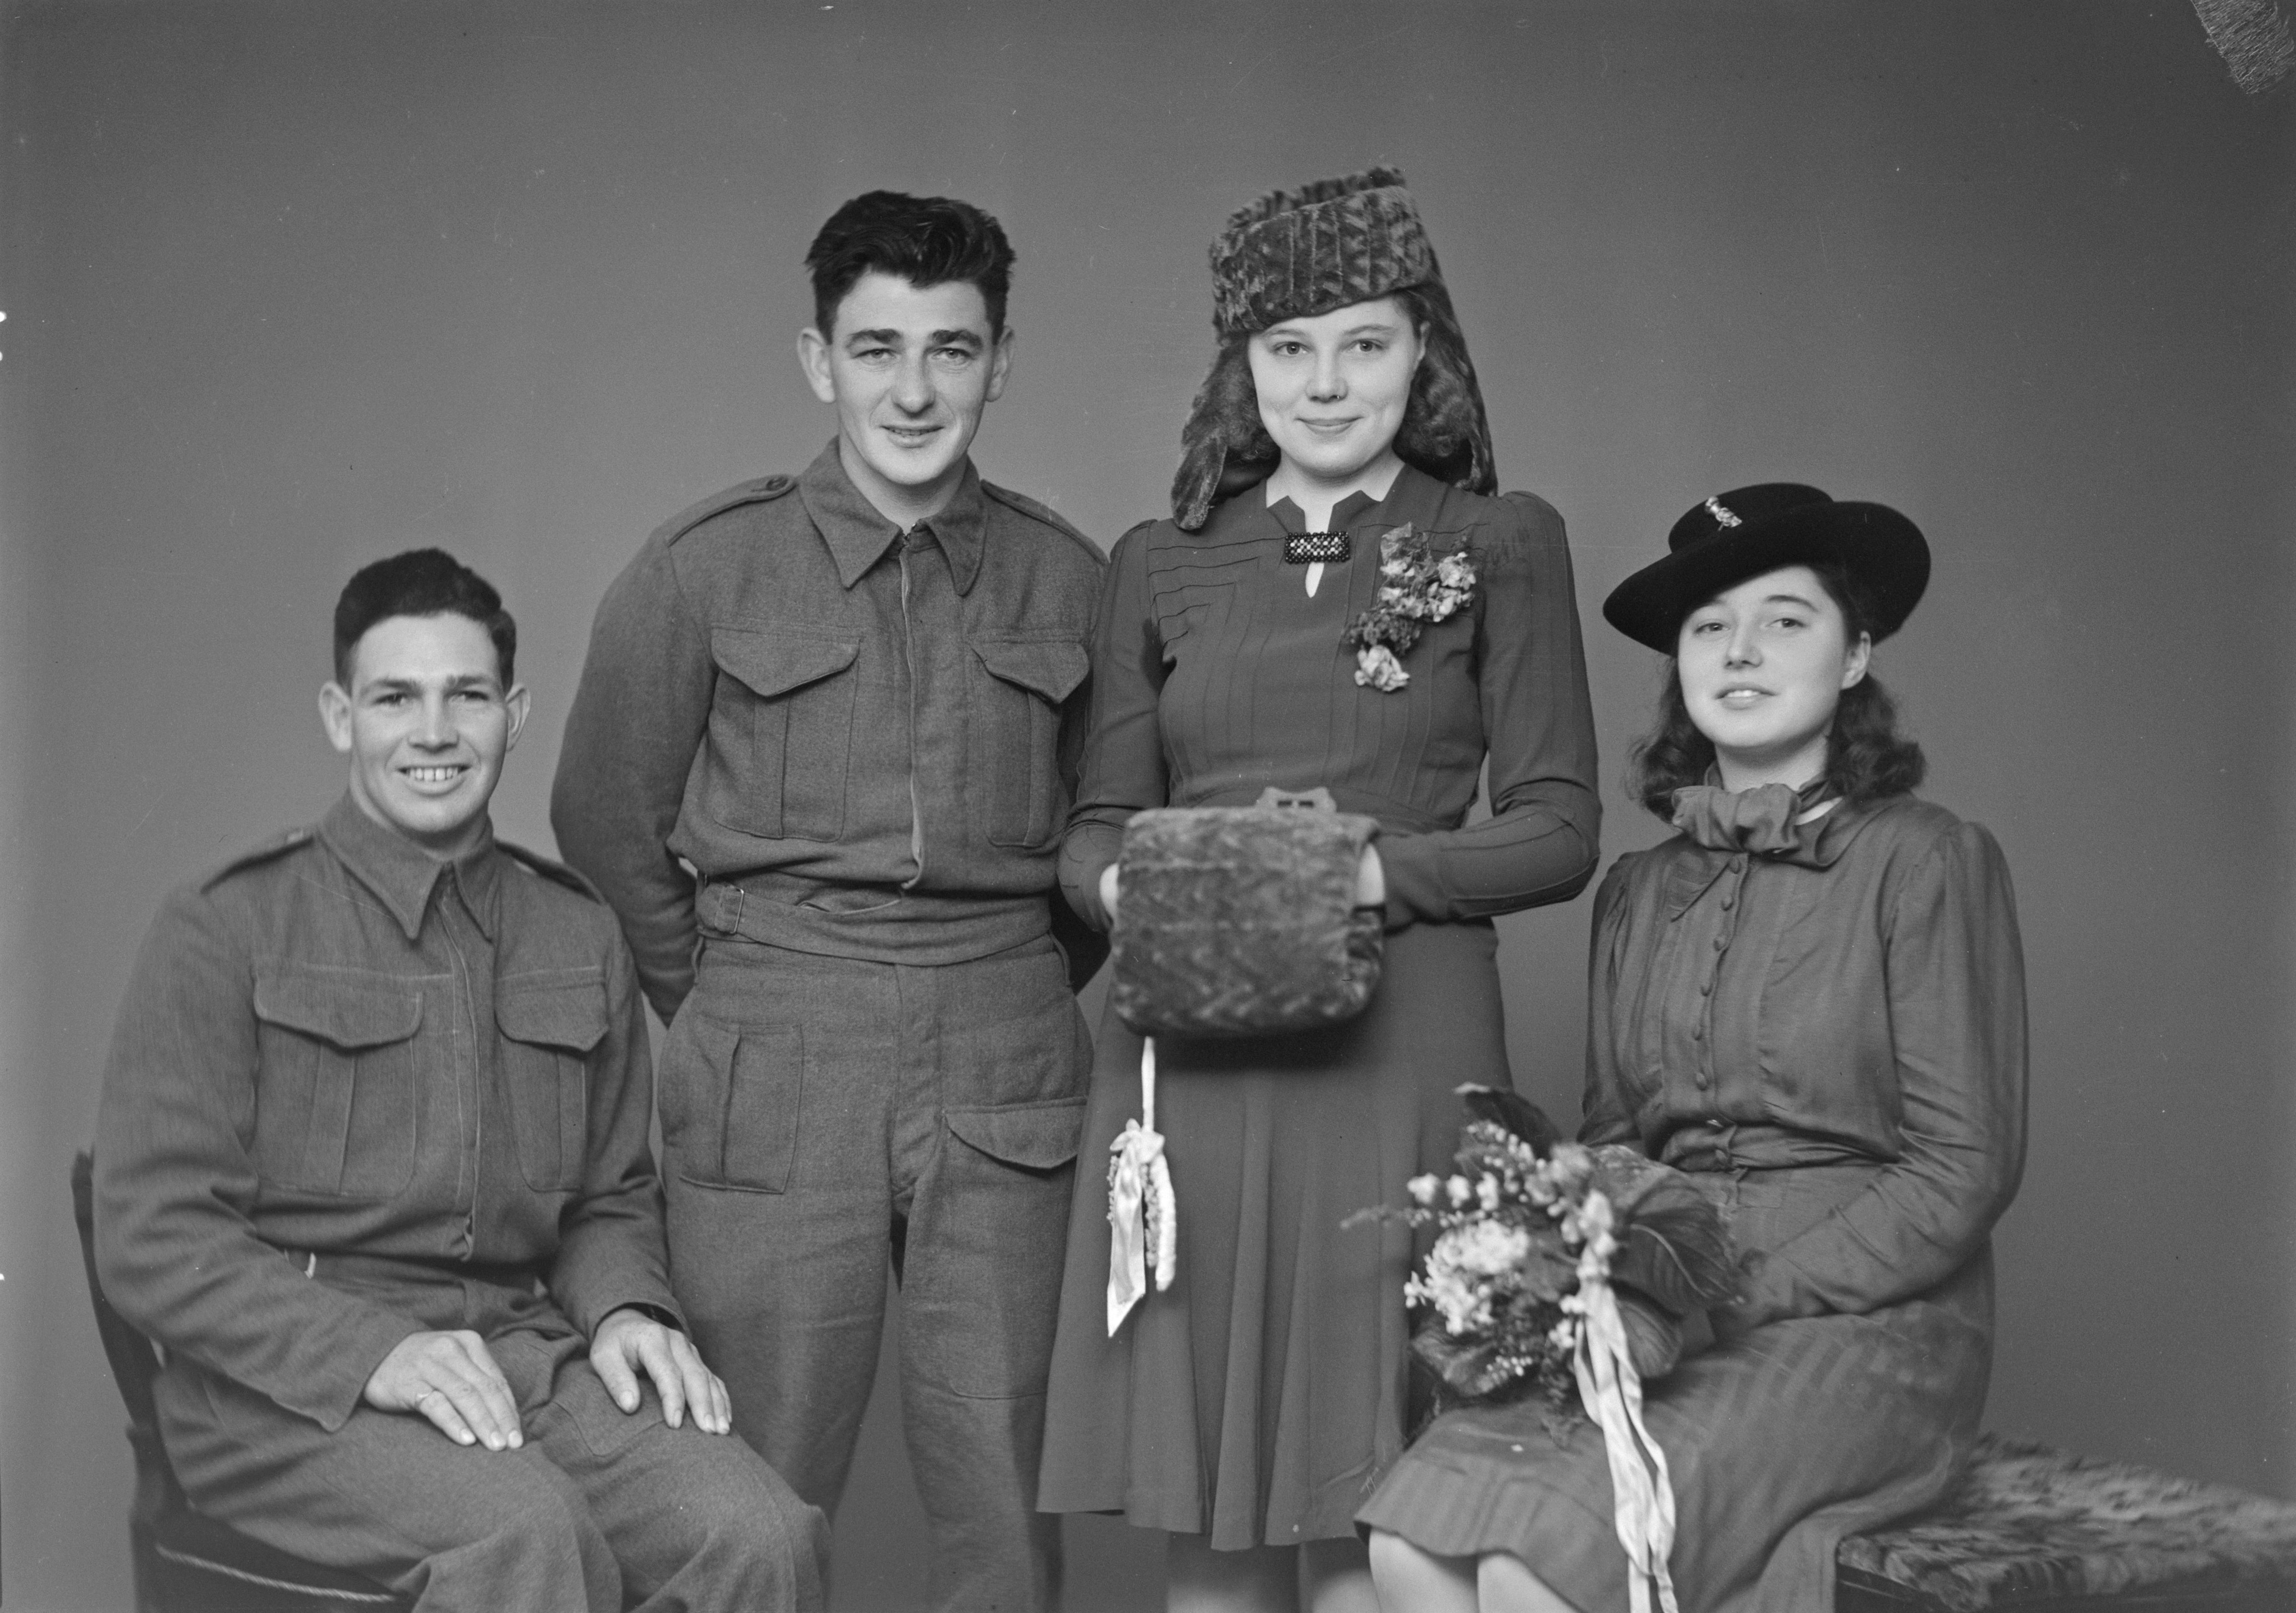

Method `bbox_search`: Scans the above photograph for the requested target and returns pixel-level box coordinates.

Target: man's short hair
[333,548,517,686]
[805,191,1017,340]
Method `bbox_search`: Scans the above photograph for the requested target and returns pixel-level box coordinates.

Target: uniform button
[1713,936,1728,951]
[1732,856,1747,872]
[1694,1072,1710,1088]
[1721,897,1734,911]
[1691,1026,1703,1040]
[1700,982,1713,996]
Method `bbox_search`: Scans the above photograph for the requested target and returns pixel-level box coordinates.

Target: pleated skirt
[1037,919,1508,1548]
[1356,1164,1995,1613]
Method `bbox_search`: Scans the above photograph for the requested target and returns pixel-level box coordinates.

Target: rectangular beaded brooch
[1283,531,1351,564]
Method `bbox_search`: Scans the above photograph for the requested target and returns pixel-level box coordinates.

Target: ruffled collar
[1668,774,1839,865]
[1662,776,1863,921]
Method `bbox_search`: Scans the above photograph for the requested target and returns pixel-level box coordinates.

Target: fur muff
[1109,807,1384,1039]
[1172,168,1497,530]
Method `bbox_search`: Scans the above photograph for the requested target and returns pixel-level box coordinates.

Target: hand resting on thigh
[363,1329,524,1451]
[590,1307,733,1435]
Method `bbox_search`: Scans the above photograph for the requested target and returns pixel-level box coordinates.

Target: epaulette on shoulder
[499,840,606,903]
[653,472,801,549]
[198,825,317,892]
[981,481,1105,563]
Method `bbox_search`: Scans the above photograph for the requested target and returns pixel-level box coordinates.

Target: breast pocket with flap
[497,968,610,1193]
[968,636,1089,849]
[707,628,861,842]
[251,967,425,1198]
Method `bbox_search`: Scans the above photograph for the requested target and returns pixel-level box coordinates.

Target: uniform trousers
[155,1262,828,1613]
[659,931,1091,1613]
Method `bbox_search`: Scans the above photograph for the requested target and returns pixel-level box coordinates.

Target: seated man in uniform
[93,548,828,1613]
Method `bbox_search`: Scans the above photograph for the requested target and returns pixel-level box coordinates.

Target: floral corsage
[1341,522,1475,692]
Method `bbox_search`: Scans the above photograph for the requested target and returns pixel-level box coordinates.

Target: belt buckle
[1255,785,1337,813]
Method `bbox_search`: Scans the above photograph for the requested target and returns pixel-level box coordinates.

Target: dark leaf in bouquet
[1455,1084,1563,1156]
[1612,1192,1741,1315]
[1589,1145,1741,1313]
[1615,1291,1686,1381]
[1411,1324,1522,1402]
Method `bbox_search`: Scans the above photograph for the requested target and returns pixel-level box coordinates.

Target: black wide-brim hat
[1602,484,1931,653]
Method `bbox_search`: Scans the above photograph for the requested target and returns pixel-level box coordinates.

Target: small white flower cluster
[1399,1134,1614,1347]
[1354,643,1409,692]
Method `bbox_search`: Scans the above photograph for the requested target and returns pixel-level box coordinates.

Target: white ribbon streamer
[1572,1263,1680,1613]
[1107,1036,1176,1334]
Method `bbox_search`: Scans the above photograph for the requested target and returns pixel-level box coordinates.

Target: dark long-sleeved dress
[1036,466,1601,1548]
[1358,782,2028,1612]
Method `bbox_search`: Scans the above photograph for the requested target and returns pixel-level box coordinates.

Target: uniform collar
[797,438,988,595]
[318,792,501,942]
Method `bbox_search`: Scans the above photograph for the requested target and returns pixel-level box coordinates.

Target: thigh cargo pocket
[706,627,860,842]
[935,1096,1088,1395]
[497,968,609,1193]
[659,1011,805,1194]
[967,636,1088,848]
[943,1096,1087,1174]
[251,967,424,1197]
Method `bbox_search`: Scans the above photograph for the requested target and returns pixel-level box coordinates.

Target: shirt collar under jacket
[316,791,501,943]
[796,438,990,596]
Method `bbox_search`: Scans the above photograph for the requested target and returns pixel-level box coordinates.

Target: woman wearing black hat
[1360,488,2028,1612]
[1036,171,1601,1613]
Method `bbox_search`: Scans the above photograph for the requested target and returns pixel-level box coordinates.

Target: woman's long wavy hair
[1624,559,1926,821]
[1169,282,1496,530]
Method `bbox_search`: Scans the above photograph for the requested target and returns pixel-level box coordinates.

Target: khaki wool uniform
[94,795,827,1613]
[552,441,1104,1613]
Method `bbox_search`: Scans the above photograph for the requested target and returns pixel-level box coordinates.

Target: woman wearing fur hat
[1361,489,2028,1612]
[1036,170,1601,1612]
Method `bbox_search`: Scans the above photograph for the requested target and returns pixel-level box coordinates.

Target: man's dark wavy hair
[1624,558,1925,821]
[333,548,516,687]
[805,190,1016,339]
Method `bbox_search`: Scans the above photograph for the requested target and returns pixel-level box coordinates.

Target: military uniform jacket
[94,794,677,1432]
[551,440,1106,1020]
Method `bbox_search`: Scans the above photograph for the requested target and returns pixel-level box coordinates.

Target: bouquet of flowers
[1363,1087,1741,1613]
[1341,523,1475,692]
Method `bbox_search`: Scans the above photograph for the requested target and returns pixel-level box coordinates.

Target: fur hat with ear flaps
[1171,167,1497,531]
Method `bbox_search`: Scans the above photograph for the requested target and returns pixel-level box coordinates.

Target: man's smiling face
[800,270,1011,522]
[319,612,529,858]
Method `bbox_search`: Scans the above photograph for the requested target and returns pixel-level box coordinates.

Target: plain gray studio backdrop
[1,3,2290,1609]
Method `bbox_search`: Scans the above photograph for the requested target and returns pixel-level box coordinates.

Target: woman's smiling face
[1676,564,1871,789]
[1246,297,1423,487]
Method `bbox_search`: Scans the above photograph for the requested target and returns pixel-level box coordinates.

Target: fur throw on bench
[1839,1434,2296,1610]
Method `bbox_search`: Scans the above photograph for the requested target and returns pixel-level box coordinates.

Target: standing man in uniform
[551,191,1104,1612]
[96,549,826,1613]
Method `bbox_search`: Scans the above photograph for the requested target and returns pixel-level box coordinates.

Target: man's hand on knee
[590,1308,732,1435]
[363,1330,524,1451]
